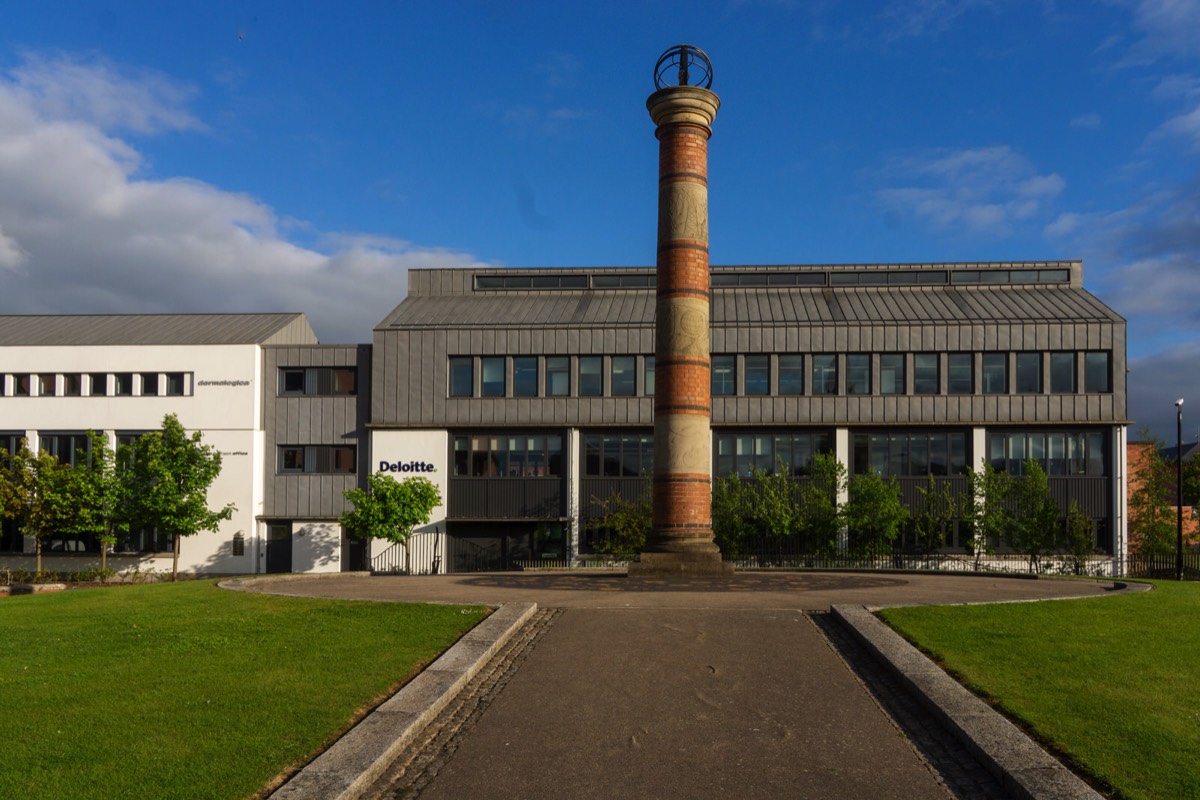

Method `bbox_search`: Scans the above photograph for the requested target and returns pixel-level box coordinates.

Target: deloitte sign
[379,460,436,474]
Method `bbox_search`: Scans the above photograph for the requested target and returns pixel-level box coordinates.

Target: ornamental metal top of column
[653,44,714,90]
[647,45,720,132]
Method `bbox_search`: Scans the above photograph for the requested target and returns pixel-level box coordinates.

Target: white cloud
[7,51,204,135]
[0,52,490,343]
[874,146,1065,236]
[1125,0,1200,61]
[878,0,995,40]
[1070,112,1102,128]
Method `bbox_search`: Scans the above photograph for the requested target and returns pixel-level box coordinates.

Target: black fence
[1125,553,1200,580]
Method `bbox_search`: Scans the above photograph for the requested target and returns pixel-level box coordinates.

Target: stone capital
[647,86,720,132]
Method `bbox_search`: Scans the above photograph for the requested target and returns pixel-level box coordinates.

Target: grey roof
[0,313,317,347]
[379,285,1122,329]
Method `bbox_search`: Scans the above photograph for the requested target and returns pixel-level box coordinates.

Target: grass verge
[0,580,487,800]
[880,581,1200,800]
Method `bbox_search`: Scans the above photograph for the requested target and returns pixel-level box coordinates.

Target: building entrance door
[265,523,292,573]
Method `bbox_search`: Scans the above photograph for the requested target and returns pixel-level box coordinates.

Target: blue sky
[1,1,1198,440]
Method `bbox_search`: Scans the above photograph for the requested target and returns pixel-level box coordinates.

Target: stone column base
[627,551,735,577]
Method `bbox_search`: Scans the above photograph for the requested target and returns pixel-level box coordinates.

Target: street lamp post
[1177,398,1185,582]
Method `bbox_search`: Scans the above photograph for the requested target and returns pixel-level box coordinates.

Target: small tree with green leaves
[1129,436,1176,559]
[843,469,909,559]
[1008,460,1063,572]
[911,473,960,555]
[0,441,73,573]
[711,473,755,559]
[712,461,803,561]
[126,414,235,580]
[798,453,846,558]
[342,473,441,572]
[1064,501,1097,575]
[60,431,128,580]
[586,479,651,562]
[964,464,1011,570]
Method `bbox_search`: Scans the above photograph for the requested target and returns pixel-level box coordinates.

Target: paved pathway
[257,571,1135,799]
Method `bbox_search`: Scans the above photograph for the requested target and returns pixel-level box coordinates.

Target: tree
[797,453,846,558]
[0,441,73,573]
[843,469,909,559]
[126,414,235,580]
[911,473,960,555]
[963,464,1011,569]
[1182,455,1200,512]
[585,479,651,561]
[59,431,128,580]
[711,473,755,558]
[712,461,802,561]
[1007,460,1062,572]
[341,473,441,569]
[1064,501,1096,576]
[1129,437,1175,558]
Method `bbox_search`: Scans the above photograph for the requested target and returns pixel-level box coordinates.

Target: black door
[265,523,292,573]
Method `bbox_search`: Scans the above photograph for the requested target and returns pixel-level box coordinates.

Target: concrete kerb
[219,574,537,800]
[832,603,1104,800]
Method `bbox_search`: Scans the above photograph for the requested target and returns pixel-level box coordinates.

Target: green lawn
[0,580,487,800]
[881,581,1200,800]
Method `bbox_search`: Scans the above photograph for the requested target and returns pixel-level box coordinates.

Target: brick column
[629,79,732,577]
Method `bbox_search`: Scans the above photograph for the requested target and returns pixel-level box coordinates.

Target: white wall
[0,343,264,576]
[368,428,448,571]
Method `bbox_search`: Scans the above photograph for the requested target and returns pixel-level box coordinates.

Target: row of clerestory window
[448,351,1112,398]
[1,372,190,398]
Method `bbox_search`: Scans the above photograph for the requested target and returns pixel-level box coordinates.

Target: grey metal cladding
[371,264,1125,428]
[262,344,369,519]
[0,313,317,346]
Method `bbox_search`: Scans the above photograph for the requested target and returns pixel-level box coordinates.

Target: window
[141,372,161,396]
[114,373,134,396]
[115,526,174,554]
[744,355,770,396]
[165,373,186,396]
[1015,353,1042,394]
[39,432,91,466]
[38,374,56,396]
[480,357,505,397]
[89,373,108,396]
[880,354,905,395]
[714,431,833,477]
[448,357,473,397]
[1084,352,1111,393]
[982,353,1007,394]
[278,445,356,474]
[453,433,563,477]
[989,430,1106,476]
[846,354,870,395]
[546,356,570,397]
[778,355,804,395]
[13,374,31,396]
[583,433,654,476]
[63,374,82,397]
[812,355,838,395]
[852,430,968,477]
[948,354,973,394]
[913,354,938,395]
[579,357,602,396]
[711,355,736,396]
[611,356,636,397]
[1050,353,1075,393]
[279,367,357,396]
[644,356,655,396]
[513,357,538,397]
